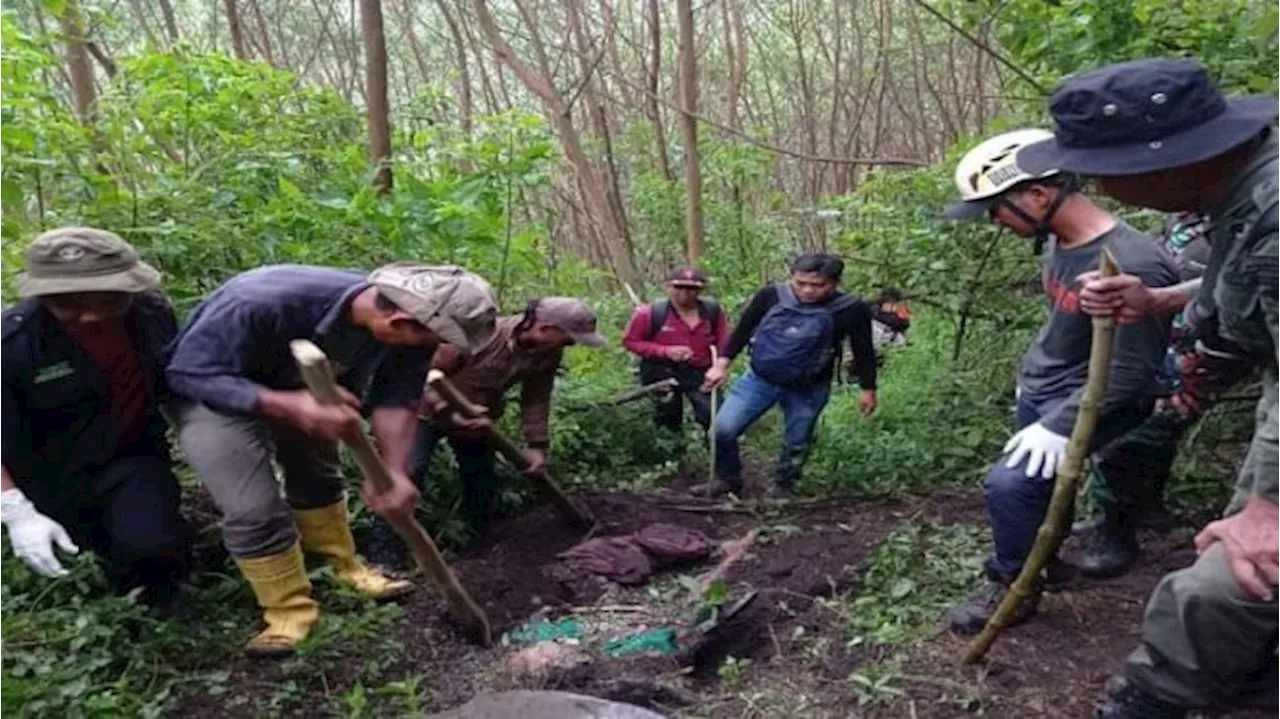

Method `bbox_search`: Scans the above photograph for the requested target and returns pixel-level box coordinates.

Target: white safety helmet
[945,129,1062,220]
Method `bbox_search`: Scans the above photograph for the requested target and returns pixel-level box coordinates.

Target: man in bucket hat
[395,297,604,551]
[941,130,1179,635]
[2,228,191,604]
[166,262,496,657]
[1019,57,1278,718]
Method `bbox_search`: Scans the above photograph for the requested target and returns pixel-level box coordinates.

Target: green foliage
[847,523,989,647]
[952,0,1279,94]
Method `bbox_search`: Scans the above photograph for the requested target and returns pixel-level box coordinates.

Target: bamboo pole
[963,248,1120,664]
[290,341,493,647]
[426,370,595,530]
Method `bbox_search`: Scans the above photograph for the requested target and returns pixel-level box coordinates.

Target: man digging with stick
[942,129,1180,635]
[1017,57,1278,719]
[166,263,496,657]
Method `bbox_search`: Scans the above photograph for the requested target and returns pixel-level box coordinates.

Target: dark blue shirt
[2,291,176,497]
[165,265,430,415]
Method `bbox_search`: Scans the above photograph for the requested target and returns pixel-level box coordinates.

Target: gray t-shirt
[1019,221,1181,435]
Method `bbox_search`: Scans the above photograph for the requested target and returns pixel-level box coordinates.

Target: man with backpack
[697,254,878,498]
[622,267,729,435]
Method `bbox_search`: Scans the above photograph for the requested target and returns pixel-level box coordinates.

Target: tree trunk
[432,0,474,137]
[646,0,673,181]
[158,0,181,46]
[60,0,98,125]
[361,0,393,193]
[247,0,276,66]
[676,0,705,262]
[224,0,249,60]
[472,0,638,288]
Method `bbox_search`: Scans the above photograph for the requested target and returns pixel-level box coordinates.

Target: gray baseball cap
[533,297,606,348]
[368,263,498,353]
[17,227,161,298]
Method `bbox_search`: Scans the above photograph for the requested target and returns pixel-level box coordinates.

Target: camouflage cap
[531,297,606,348]
[17,227,161,298]
[368,263,498,353]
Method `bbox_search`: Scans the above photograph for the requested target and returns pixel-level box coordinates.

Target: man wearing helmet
[943,129,1181,634]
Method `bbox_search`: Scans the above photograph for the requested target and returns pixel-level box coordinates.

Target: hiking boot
[1094,676,1186,719]
[1078,520,1139,580]
[948,580,1039,635]
[1043,557,1079,592]
[690,480,740,499]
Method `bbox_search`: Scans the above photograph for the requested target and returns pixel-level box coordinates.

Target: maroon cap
[667,266,708,288]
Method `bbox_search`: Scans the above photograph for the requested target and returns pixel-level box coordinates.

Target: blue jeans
[410,421,498,525]
[713,369,832,490]
[983,393,1152,579]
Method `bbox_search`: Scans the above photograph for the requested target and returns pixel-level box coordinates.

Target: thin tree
[361,0,393,193]
[224,0,249,60]
[676,0,705,261]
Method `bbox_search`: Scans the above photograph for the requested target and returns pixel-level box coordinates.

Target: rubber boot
[1077,513,1139,580]
[235,542,320,657]
[294,499,414,600]
[1093,676,1187,719]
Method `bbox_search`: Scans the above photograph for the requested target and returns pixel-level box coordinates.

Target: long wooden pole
[426,370,595,530]
[290,341,492,647]
[963,249,1120,664]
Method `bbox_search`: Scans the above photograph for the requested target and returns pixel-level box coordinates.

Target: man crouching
[165,262,496,657]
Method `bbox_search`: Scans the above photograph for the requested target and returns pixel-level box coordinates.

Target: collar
[315,281,370,337]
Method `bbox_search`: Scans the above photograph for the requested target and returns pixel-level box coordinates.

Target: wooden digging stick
[426,370,595,530]
[963,248,1120,664]
[610,377,680,405]
[290,340,493,647]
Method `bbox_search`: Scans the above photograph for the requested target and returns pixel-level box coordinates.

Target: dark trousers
[410,420,498,526]
[983,394,1151,579]
[639,361,718,433]
[31,454,190,600]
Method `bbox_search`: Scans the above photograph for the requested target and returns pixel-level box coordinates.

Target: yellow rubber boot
[234,542,320,657]
[294,499,414,600]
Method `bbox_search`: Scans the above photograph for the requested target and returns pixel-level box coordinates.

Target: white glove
[1003,423,1069,480]
[1,488,78,578]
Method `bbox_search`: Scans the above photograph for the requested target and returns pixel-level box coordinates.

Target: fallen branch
[610,378,679,405]
[963,249,1119,664]
[697,529,759,595]
[291,341,492,647]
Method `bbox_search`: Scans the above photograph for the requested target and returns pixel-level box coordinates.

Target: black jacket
[2,292,177,502]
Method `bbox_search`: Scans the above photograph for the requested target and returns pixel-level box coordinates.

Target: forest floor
[169,469,1272,719]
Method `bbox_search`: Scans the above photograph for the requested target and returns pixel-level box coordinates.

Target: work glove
[1,488,78,578]
[1003,423,1069,480]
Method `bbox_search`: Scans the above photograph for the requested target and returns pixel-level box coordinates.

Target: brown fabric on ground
[557,523,714,585]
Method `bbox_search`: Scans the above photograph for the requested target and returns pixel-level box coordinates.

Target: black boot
[948,574,1040,635]
[1072,512,1106,536]
[1093,676,1186,719]
[1077,515,1139,580]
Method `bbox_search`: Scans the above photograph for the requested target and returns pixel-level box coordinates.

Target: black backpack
[647,299,721,339]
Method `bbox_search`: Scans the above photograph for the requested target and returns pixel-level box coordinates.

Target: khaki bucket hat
[368,263,498,353]
[17,227,161,298]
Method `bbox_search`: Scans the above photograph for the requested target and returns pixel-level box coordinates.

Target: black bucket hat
[1018,58,1277,177]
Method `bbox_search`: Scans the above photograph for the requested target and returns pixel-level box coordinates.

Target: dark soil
[173,487,1272,719]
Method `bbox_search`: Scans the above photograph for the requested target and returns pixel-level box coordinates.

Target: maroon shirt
[62,318,147,447]
[623,303,729,370]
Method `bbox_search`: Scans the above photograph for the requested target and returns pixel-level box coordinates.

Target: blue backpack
[749,284,856,387]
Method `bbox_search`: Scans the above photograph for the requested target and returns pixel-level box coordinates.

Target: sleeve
[2,366,20,471]
[366,347,431,410]
[846,303,879,391]
[164,304,272,414]
[714,305,731,355]
[723,287,776,359]
[520,352,560,447]
[1242,228,1278,503]
[621,306,669,360]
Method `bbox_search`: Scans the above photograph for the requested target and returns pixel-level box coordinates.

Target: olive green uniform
[1124,130,1279,708]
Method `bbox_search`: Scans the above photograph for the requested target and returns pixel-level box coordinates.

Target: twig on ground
[698,529,760,594]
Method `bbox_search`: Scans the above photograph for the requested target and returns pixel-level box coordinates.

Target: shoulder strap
[775,283,799,308]
[698,299,721,325]
[648,300,670,338]
[825,293,858,314]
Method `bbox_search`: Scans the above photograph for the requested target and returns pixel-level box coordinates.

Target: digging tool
[426,370,595,531]
[609,378,679,405]
[708,347,719,486]
[290,340,493,647]
[963,249,1120,664]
